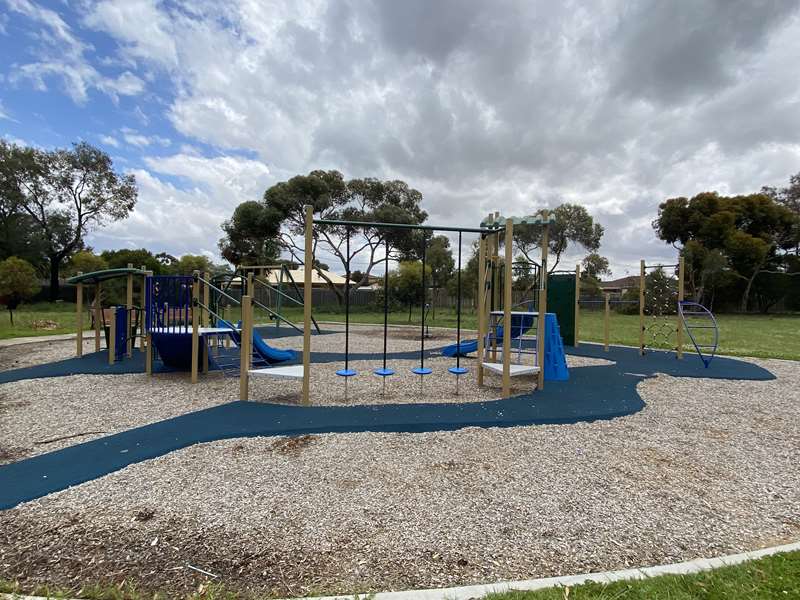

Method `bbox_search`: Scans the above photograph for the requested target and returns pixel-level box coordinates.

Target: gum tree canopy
[653,191,799,311]
[511,203,604,272]
[0,141,137,300]
[221,170,428,302]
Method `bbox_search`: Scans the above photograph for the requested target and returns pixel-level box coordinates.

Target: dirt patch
[0,445,28,464]
[359,327,455,342]
[270,434,315,455]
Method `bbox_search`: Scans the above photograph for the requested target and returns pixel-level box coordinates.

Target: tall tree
[581,253,611,279]
[762,171,800,255]
[1,141,137,299]
[653,191,799,311]
[511,203,603,272]
[0,257,41,324]
[224,170,428,303]
[426,235,454,317]
[218,200,283,266]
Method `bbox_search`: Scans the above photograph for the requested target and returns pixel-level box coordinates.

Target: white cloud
[99,134,119,147]
[88,153,273,260]
[0,100,12,120]
[20,0,800,273]
[120,127,170,148]
[6,0,147,104]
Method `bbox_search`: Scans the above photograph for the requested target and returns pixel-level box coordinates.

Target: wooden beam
[76,273,83,357]
[191,271,199,384]
[574,264,581,346]
[502,218,513,398]
[240,295,252,401]
[677,255,685,359]
[302,204,313,405]
[203,271,210,327]
[126,263,134,357]
[537,211,550,390]
[94,282,102,352]
[639,259,645,355]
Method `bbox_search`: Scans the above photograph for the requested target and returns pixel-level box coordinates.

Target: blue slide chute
[219,320,296,365]
[442,313,535,357]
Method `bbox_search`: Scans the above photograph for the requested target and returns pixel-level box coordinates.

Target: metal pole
[677,256,685,359]
[537,213,550,390]
[604,292,610,352]
[574,264,581,346]
[477,234,487,386]
[502,217,513,398]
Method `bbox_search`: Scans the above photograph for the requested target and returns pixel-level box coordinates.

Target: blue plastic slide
[219,320,296,365]
[252,329,296,364]
[442,313,535,357]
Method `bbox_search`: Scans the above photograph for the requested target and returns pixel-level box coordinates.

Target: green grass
[277,305,800,361]
[3,302,800,360]
[484,550,800,600]
[0,301,78,340]
[1,551,797,599]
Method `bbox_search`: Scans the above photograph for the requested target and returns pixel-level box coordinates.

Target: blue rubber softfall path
[0,343,774,510]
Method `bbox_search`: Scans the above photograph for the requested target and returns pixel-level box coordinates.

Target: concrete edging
[2,540,798,600]
[284,540,800,600]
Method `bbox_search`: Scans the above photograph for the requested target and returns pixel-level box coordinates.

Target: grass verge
[1,550,797,599]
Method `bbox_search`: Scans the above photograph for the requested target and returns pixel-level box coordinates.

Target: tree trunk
[740,271,759,312]
[8,308,13,325]
[48,256,61,301]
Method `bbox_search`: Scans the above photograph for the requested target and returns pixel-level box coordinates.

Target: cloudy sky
[2,0,799,277]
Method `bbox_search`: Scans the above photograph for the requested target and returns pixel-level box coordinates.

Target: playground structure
[68,265,149,364]
[65,208,718,406]
[574,257,719,366]
[233,207,568,404]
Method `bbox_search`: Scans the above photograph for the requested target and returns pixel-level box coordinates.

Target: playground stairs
[208,344,269,377]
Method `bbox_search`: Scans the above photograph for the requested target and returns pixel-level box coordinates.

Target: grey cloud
[610,0,799,104]
[53,0,800,271]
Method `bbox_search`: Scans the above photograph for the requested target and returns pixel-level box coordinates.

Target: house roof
[599,275,639,289]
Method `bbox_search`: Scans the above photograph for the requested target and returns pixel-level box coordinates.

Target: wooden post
[126,263,134,357]
[502,218,513,398]
[489,214,498,361]
[141,265,148,350]
[247,272,253,299]
[144,270,152,375]
[94,282,102,352]
[574,264,581,347]
[676,256,685,359]
[604,292,610,352]
[203,271,210,327]
[191,271,200,384]
[537,212,550,390]
[240,295,252,400]
[302,204,313,405]
[76,273,83,357]
[476,234,487,386]
[108,308,116,365]
[639,259,646,355]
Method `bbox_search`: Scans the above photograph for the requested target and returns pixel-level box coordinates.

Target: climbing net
[642,265,679,352]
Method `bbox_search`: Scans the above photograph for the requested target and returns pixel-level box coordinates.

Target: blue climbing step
[543,313,569,381]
